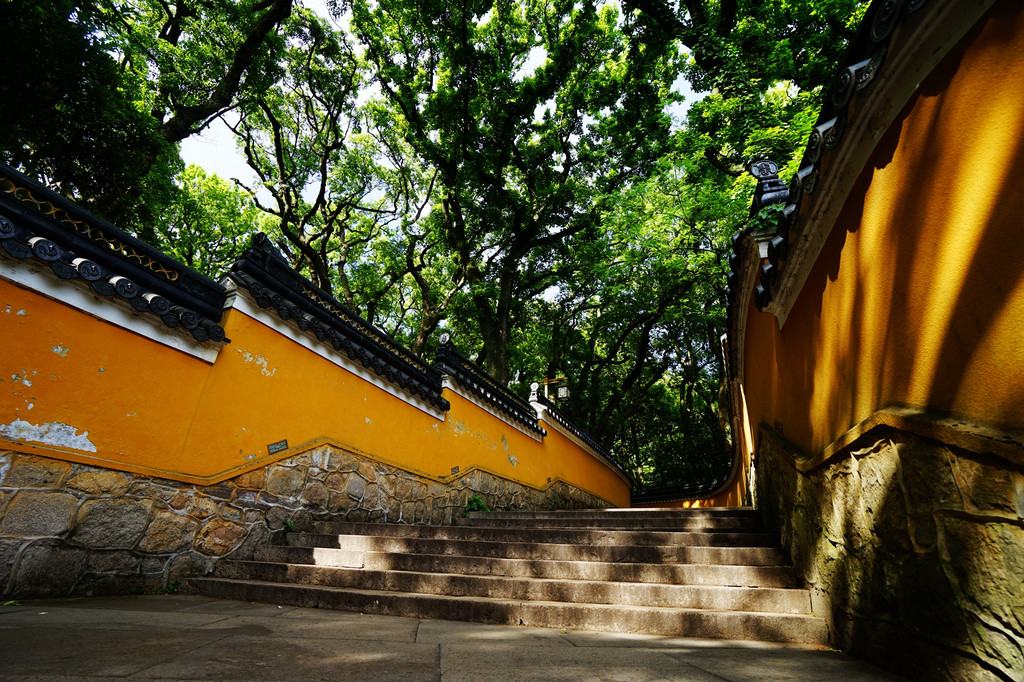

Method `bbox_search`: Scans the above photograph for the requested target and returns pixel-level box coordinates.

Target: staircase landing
[1,594,901,680]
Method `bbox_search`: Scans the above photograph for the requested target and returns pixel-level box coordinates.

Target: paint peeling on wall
[502,435,519,467]
[0,419,97,452]
[235,348,277,377]
[10,370,37,386]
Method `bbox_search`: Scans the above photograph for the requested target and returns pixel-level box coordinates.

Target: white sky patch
[542,285,560,302]
[533,97,556,123]
[179,115,256,186]
[668,63,707,130]
[356,80,383,107]
[514,46,548,82]
[303,0,341,26]
[476,7,495,25]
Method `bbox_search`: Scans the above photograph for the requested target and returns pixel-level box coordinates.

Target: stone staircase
[189,508,828,644]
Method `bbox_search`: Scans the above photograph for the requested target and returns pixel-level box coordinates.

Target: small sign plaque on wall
[267,439,288,455]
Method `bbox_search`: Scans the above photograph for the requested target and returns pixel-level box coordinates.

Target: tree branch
[158,0,294,142]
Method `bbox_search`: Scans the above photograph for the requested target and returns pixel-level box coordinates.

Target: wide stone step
[308,522,776,548]
[190,577,829,645]
[453,515,764,531]
[254,546,800,588]
[286,533,789,566]
[214,560,812,614]
[463,508,759,520]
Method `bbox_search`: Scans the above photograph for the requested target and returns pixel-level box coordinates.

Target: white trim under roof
[0,254,223,363]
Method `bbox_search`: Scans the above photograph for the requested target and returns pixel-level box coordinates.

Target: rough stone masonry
[755,425,1024,682]
[0,447,608,598]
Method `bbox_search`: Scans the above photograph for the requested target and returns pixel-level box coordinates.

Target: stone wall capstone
[0,447,610,598]
[755,425,1024,682]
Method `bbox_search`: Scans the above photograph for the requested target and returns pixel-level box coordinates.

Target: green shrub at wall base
[463,496,490,516]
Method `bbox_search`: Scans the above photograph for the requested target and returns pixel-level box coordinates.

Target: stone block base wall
[755,424,1024,682]
[0,447,610,599]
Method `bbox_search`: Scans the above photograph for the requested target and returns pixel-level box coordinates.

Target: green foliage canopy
[1,0,868,489]
[351,0,684,383]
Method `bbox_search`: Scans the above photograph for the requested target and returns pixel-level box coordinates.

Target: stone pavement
[0,595,902,680]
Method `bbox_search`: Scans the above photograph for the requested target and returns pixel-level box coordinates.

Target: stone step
[253,545,800,588]
[453,515,764,531]
[190,577,829,645]
[214,560,813,614]
[463,508,759,520]
[307,522,776,548]
[286,533,789,566]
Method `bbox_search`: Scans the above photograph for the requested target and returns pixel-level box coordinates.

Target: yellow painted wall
[533,415,631,506]
[742,0,1024,455]
[1,279,629,507]
[632,494,744,509]
[1,281,213,472]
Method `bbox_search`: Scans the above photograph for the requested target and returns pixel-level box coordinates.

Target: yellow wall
[1,279,629,507]
[533,414,631,506]
[742,0,1024,455]
[632,493,744,509]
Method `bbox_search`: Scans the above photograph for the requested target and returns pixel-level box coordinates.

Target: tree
[1,0,297,235]
[2,0,872,488]
[674,0,867,179]
[507,151,735,484]
[226,8,465,354]
[151,165,269,274]
[351,0,684,383]
[502,0,869,482]
[100,0,296,144]
[0,0,179,233]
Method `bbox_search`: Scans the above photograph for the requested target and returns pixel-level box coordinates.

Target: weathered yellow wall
[743,1,1024,455]
[1,279,629,507]
[533,416,631,506]
[632,494,743,509]
[2,281,213,473]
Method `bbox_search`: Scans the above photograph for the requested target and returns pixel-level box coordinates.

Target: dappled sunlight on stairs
[189,508,829,645]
